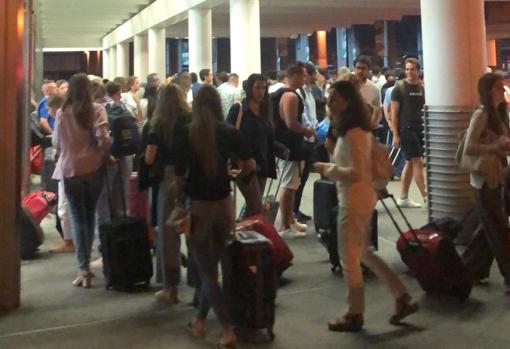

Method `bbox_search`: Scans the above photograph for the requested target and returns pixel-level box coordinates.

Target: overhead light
[43,47,103,52]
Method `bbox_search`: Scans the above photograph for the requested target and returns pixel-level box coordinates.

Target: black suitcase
[313,179,338,232]
[99,163,153,291]
[222,230,276,340]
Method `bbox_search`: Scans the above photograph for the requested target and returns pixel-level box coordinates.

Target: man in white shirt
[269,71,287,94]
[217,72,243,119]
[371,65,386,90]
[355,56,382,125]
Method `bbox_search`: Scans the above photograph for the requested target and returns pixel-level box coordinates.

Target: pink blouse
[52,103,111,180]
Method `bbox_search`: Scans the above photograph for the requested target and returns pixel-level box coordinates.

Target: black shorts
[399,127,424,160]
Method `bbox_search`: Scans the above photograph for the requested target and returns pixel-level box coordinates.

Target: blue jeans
[64,169,104,271]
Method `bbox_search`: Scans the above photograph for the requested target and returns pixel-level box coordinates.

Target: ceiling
[37,0,154,48]
[38,0,509,49]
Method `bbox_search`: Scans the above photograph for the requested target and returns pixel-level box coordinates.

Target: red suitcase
[22,191,57,225]
[380,194,472,301]
[236,213,293,277]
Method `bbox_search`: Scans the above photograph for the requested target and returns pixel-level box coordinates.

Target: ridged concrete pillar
[148,27,166,81]
[134,34,148,80]
[421,0,487,221]
[188,8,212,75]
[116,41,129,78]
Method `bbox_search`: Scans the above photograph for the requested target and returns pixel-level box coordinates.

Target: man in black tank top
[390,58,426,208]
[273,63,317,238]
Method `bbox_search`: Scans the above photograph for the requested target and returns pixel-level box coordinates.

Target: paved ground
[1,175,510,349]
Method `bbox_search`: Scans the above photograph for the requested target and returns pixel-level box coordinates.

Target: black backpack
[106,102,141,158]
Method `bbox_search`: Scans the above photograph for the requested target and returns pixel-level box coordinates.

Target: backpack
[371,136,394,190]
[106,102,141,158]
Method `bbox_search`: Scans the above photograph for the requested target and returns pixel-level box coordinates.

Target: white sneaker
[397,197,422,208]
[278,228,307,239]
[290,220,308,232]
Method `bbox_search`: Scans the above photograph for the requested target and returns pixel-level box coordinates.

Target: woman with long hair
[124,75,143,123]
[144,83,191,303]
[174,85,255,348]
[462,72,510,290]
[52,73,111,288]
[313,80,418,331]
[226,73,278,215]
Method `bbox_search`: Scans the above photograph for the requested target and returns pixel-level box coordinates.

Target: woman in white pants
[314,80,418,332]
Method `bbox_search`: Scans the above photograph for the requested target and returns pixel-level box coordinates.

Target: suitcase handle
[103,162,128,220]
[378,192,424,248]
[263,157,285,206]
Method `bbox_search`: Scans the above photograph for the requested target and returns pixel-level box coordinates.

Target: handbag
[137,153,164,191]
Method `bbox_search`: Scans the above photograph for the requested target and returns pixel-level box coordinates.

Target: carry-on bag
[380,193,472,301]
[237,213,293,276]
[22,191,57,225]
[99,164,153,291]
[222,178,277,340]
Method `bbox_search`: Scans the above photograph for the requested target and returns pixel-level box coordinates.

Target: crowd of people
[31,55,510,346]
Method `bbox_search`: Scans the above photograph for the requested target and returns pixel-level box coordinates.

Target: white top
[268,82,285,94]
[52,103,111,180]
[121,92,137,118]
[324,127,376,214]
[218,82,243,120]
[360,79,382,109]
[372,74,386,90]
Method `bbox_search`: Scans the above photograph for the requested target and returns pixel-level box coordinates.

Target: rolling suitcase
[222,230,276,340]
[222,179,277,340]
[314,179,378,271]
[380,193,472,301]
[22,191,57,225]
[237,213,293,276]
[99,164,153,291]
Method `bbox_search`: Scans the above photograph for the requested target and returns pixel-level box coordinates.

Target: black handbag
[137,154,164,191]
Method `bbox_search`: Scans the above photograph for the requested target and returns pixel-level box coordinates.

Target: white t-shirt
[360,79,382,109]
[268,82,285,94]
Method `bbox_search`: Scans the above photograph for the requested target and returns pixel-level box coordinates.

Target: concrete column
[116,42,129,78]
[108,45,117,79]
[487,39,497,67]
[230,0,261,80]
[296,33,309,63]
[134,34,148,79]
[102,49,109,78]
[148,27,166,81]
[188,8,212,75]
[336,28,348,68]
[316,31,327,68]
[421,0,486,221]
[0,0,22,313]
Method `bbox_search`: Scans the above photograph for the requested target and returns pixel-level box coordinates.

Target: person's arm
[390,100,400,146]
[373,89,382,124]
[314,129,366,181]
[465,110,509,157]
[93,105,111,156]
[280,92,316,138]
[52,111,61,153]
[145,145,158,165]
[225,103,240,126]
[39,117,53,135]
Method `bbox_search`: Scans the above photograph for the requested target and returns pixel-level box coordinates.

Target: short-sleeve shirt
[391,81,425,130]
[174,121,252,201]
[359,79,381,109]
[147,113,192,166]
[37,97,55,129]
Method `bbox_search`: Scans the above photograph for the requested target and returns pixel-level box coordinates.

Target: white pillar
[102,49,109,79]
[421,0,486,107]
[134,34,149,80]
[188,8,212,75]
[420,0,487,221]
[108,45,117,80]
[116,42,129,78]
[230,0,261,81]
[148,27,166,81]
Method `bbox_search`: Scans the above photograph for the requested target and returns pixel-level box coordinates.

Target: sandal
[186,320,206,339]
[328,313,364,332]
[389,293,419,325]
